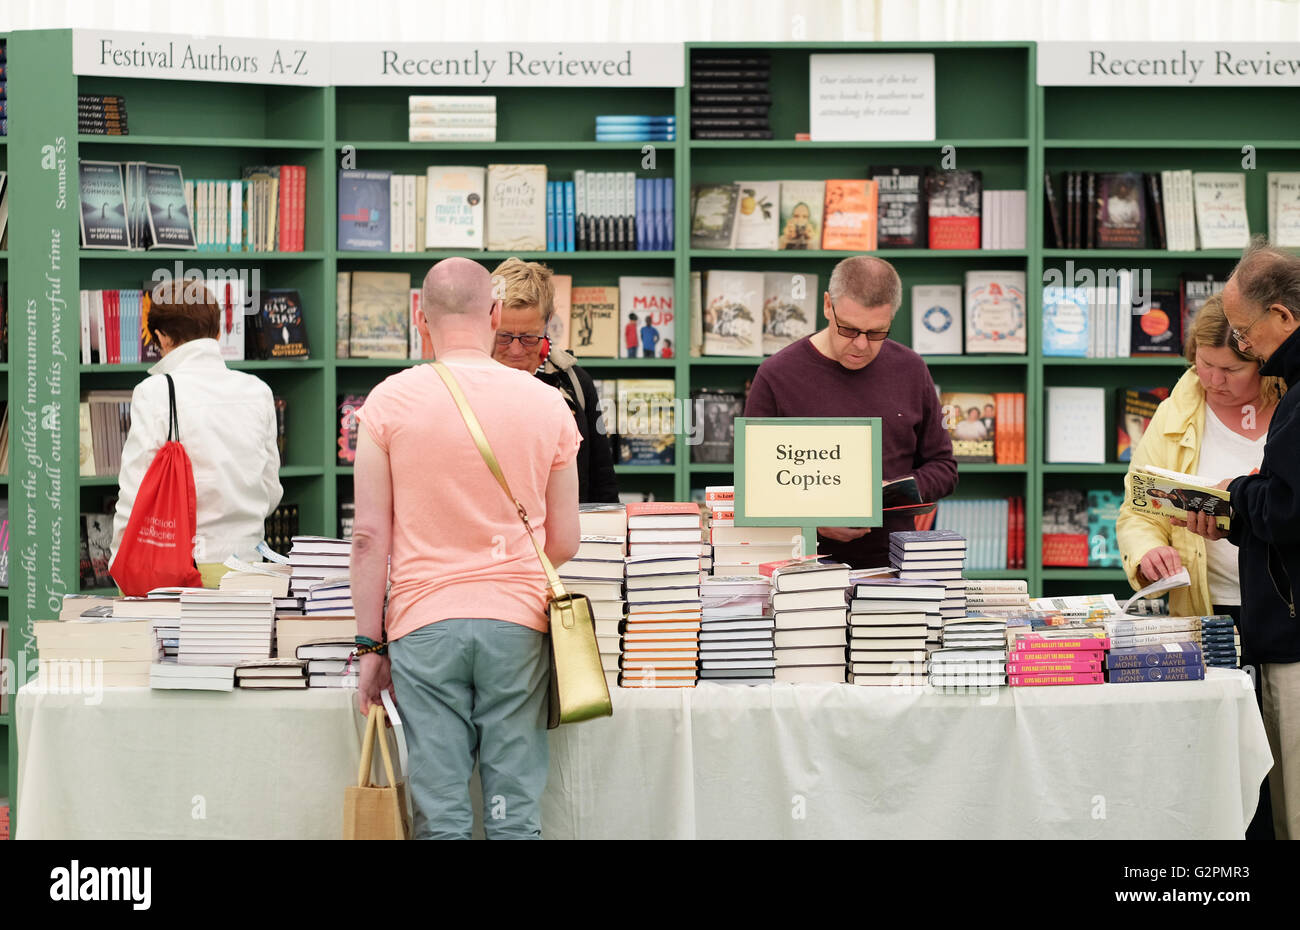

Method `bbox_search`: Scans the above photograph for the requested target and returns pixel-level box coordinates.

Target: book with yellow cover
[1130,464,1231,531]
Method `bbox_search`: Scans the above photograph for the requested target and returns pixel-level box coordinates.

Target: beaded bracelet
[356,642,388,657]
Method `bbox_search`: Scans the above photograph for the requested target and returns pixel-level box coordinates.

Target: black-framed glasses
[495,331,545,348]
[1231,308,1270,348]
[829,302,890,342]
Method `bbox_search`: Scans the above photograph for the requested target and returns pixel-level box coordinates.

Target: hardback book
[348,271,409,359]
[1192,172,1250,249]
[143,163,196,249]
[769,559,851,592]
[964,270,1026,354]
[252,290,309,360]
[425,165,486,249]
[336,271,351,358]
[79,160,130,249]
[1042,488,1088,567]
[486,164,546,251]
[1115,386,1170,462]
[207,275,246,362]
[690,389,744,464]
[821,179,878,251]
[1131,289,1181,356]
[1041,286,1090,357]
[730,181,780,250]
[870,165,926,248]
[1130,464,1232,531]
[1105,642,1203,669]
[618,277,675,360]
[910,284,962,355]
[1043,171,1065,248]
[1086,489,1123,568]
[1268,171,1300,247]
[1046,387,1105,464]
[1179,274,1221,335]
[1096,172,1146,248]
[547,274,572,352]
[778,181,825,249]
[703,270,764,356]
[690,183,740,249]
[939,392,996,463]
[617,379,676,465]
[762,272,818,355]
[925,170,981,250]
[570,286,619,357]
[337,169,391,251]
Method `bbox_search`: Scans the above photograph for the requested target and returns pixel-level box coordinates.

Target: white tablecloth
[15,669,1272,839]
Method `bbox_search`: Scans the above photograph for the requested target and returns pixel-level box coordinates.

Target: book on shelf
[979,189,1027,250]
[618,276,674,360]
[730,181,780,250]
[338,169,392,252]
[1042,488,1087,567]
[934,498,1023,571]
[616,379,675,465]
[964,270,1026,354]
[1192,172,1250,249]
[870,165,926,248]
[690,54,771,141]
[1095,172,1146,248]
[1086,490,1123,568]
[248,289,309,360]
[570,286,619,357]
[1041,285,1089,357]
[821,179,878,251]
[939,392,996,463]
[79,160,130,249]
[690,389,744,465]
[486,164,547,251]
[689,183,738,249]
[777,181,824,249]
[1131,289,1182,356]
[1045,386,1105,464]
[1180,273,1222,336]
[1115,386,1171,461]
[760,271,817,355]
[80,390,133,477]
[910,284,962,355]
[1130,464,1232,531]
[409,95,496,113]
[702,270,763,356]
[1268,171,1300,247]
[346,271,408,359]
[925,170,981,250]
[79,93,129,135]
[337,394,366,465]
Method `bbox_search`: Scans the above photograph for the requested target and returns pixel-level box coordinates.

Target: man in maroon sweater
[744,256,958,568]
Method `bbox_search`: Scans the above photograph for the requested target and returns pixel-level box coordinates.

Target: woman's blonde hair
[491,257,555,321]
[1184,293,1287,402]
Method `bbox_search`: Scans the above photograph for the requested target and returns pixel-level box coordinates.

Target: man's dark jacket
[535,348,620,503]
[1229,326,1300,663]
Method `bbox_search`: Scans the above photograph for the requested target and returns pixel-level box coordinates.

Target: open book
[1121,567,1191,614]
[1131,464,1231,531]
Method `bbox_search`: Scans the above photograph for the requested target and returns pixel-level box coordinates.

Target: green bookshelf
[2,31,1292,829]
[0,29,7,822]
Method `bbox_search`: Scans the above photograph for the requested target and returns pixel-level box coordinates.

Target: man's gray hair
[421,257,493,319]
[1231,235,1300,319]
[827,256,903,316]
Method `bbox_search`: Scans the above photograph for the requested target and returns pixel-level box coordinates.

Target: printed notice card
[809,53,935,142]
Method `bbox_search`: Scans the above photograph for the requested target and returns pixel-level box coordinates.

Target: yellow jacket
[1116,368,1215,616]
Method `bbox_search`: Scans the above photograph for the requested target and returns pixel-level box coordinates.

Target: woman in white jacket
[110,280,283,586]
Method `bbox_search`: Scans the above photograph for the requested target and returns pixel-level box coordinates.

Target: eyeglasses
[828,302,891,342]
[495,331,545,348]
[1231,308,1270,349]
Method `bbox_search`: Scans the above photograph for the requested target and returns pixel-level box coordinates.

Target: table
[15,669,1272,839]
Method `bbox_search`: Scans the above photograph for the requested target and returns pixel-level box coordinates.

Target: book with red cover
[821,179,878,251]
[1009,672,1104,686]
[925,169,981,250]
[1012,636,1110,651]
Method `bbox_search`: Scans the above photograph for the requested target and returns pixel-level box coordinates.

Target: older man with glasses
[1183,238,1300,841]
[744,255,958,569]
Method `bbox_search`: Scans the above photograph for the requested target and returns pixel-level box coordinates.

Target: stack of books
[1104,614,1204,652]
[709,496,801,576]
[235,658,309,690]
[703,485,731,572]
[79,93,128,135]
[178,589,275,666]
[111,592,182,663]
[276,615,357,660]
[288,536,352,604]
[889,530,968,643]
[219,559,291,599]
[847,578,941,686]
[150,663,234,692]
[929,617,1008,689]
[1105,641,1206,683]
[1007,630,1109,687]
[298,642,359,688]
[559,527,627,691]
[305,577,354,615]
[691,52,772,140]
[767,559,851,683]
[964,579,1029,614]
[619,503,705,688]
[34,617,159,688]
[698,575,774,685]
[1201,615,1239,669]
[409,95,496,143]
[596,114,675,142]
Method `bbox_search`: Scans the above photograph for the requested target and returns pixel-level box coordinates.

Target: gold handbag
[432,361,613,729]
[343,705,412,840]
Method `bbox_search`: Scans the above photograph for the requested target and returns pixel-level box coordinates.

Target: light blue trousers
[389,618,550,840]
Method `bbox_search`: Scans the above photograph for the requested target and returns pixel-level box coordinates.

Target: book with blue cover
[1105,642,1202,669]
[337,169,391,252]
[79,160,130,249]
[563,181,575,252]
[546,181,556,251]
[1042,286,1090,356]
[144,163,196,250]
[1107,663,1205,683]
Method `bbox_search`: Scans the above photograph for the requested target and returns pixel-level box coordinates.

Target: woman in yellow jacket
[1118,295,1286,616]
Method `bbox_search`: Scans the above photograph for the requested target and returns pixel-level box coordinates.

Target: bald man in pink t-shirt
[352,257,581,840]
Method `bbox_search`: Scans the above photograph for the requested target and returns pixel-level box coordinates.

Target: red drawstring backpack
[110,374,204,595]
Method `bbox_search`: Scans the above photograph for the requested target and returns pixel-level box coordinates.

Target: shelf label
[331,42,684,86]
[809,53,935,141]
[72,30,330,85]
[1038,42,1300,86]
[735,418,882,555]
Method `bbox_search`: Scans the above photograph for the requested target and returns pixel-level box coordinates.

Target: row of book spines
[78,289,154,366]
[186,168,307,253]
[575,172,675,252]
[937,497,1025,571]
[1045,170,1166,250]
[80,397,131,478]
[995,392,1025,466]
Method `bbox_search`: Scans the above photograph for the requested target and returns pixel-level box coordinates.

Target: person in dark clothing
[1184,239,1300,840]
[490,258,619,504]
[744,256,958,568]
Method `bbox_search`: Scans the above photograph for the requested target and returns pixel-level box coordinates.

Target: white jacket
[111,338,283,565]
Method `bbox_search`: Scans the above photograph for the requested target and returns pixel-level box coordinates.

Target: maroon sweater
[744,336,958,568]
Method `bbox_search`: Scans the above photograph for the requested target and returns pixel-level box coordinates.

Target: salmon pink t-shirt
[357,357,582,639]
